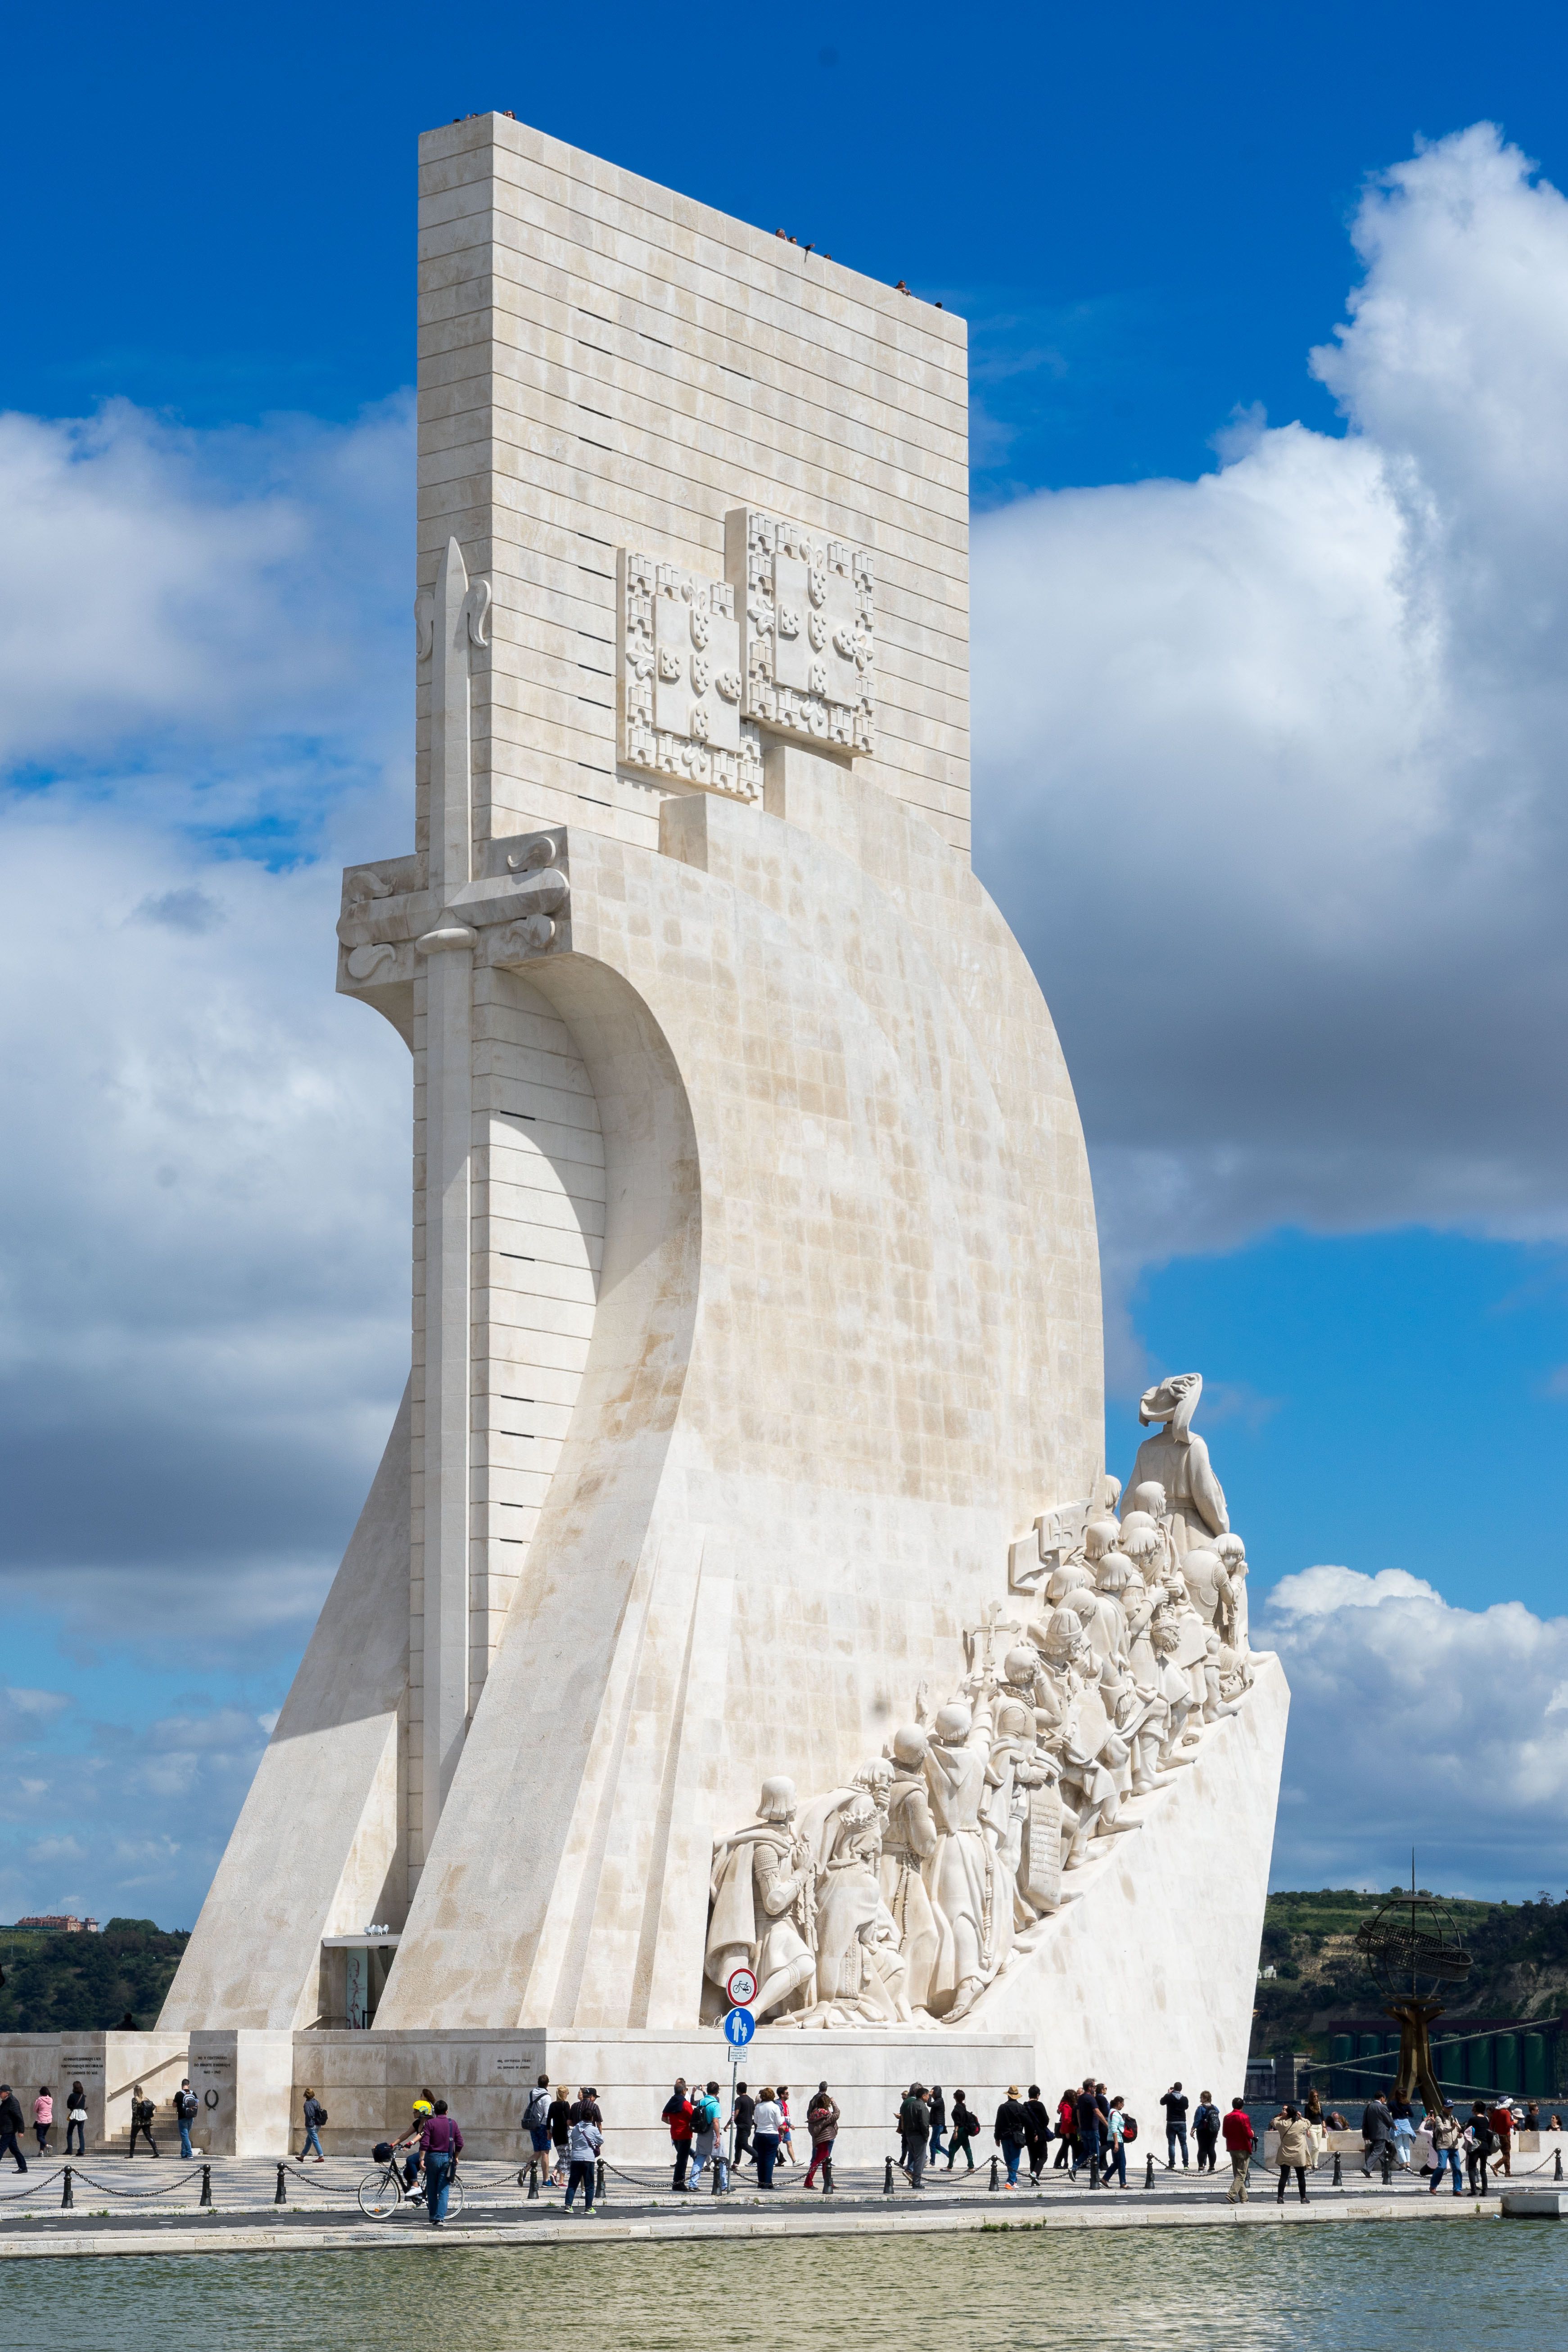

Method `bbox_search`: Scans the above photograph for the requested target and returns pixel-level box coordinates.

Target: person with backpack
[690,2081,726,2190]
[65,2081,88,2158]
[1053,2086,1078,2171]
[0,2086,27,2173]
[1106,2096,1133,2186]
[1427,2101,1464,2195]
[127,2084,158,2157]
[522,2074,551,2176]
[663,2078,696,2190]
[563,2104,601,2214]
[1222,2096,1256,2201]
[174,2078,200,2160]
[298,2086,327,2162]
[804,2082,840,2190]
[1465,2100,1496,2193]
[1192,2090,1221,2173]
[945,2090,979,2171]
[897,2084,930,2186]
[1022,2086,1053,2182]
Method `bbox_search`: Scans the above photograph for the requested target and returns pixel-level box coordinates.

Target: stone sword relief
[704,1375,1255,2029]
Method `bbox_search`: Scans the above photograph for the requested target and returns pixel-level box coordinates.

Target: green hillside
[1252,1887,1568,2057]
[0,1919,190,2034]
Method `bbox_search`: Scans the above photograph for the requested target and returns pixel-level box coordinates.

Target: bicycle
[357,2144,466,2222]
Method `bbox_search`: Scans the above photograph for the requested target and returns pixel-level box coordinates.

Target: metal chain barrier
[0,2167,67,2203]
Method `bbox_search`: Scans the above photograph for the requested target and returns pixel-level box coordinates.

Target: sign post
[722,1984,757,2178]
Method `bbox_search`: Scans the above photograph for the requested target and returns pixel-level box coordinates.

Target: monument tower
[159,113,1286,2153]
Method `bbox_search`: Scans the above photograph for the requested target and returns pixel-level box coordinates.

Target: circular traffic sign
[725,1965,758,2007]
[723,2005,756,2048]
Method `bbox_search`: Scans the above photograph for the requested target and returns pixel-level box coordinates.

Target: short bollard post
[1089,2149,1101,2190]
[526,2160,539,2200]
[1144,2152,1155,2189]
[1557,2148,1564,2182]
[823,2155,834,2196]
[988,2154,1000,2192]
[1380,2145,1393,2187]
[1332,2150,1343,2189]
[710,2151,722,2194]
[883,2156,895,2195]
[61,2167,74,2209]
[596,2156,606,2203]
[199,2165,212,2208]
[275,2162,288,2205]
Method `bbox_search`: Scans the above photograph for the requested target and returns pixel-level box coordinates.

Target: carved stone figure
[880,1726,941,2014]
[1123,1374,1229,1554]
[922,1703,1010,2019]
[705,1778,815,2019]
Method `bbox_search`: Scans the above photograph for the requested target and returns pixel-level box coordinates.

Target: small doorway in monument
[324,1936,399,2029]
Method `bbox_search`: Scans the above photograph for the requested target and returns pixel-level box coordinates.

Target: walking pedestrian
[1360,2091,1395,2176]
[945,2090,979,2171]
[1273,2104,1311,2204]
[1106,2095,1130,2187]
[0,2086,27,2173]
[522,2073,552,2176]
[897,2084,930,2186]
[730,2081,755,2171]
[1053,2086,1077,2170]
[32,2087,52,2158]
[1192,2090,1220,2173]
[298,2086,327,2163]
[1427,2102,1464,2196]
[1489,2099,1515,2178]
[564,2104,601,2213]
[804,2082,839,2189]
[174,2078,199,2159]
[927,2084,947,2165]
[1391,2099,1416,2172]
[1075,2079,1103,2187]
[1161,2080,1190,2169]
[1464,2101,1495,2194]
[65,2081,87,2157]
[994,2086,1029,2189]
[545,2084,572,2186]
[752,2087,783,2188]
[127,2084,159,2157]
[663,2078,696,2191]
[776,2085,796,2166]
[690,2081,726,2189]
[419,2099,462,2227]
[1223,2096,1255,2201]
[1303,2084,1326,2169]
[1022,2085,1053,2182]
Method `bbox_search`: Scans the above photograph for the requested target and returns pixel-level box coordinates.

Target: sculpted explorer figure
[706,1778,816,2020]
[1122,1375,1228,1555]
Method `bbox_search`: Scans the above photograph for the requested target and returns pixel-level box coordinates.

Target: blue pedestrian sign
[723,2005,756,2048]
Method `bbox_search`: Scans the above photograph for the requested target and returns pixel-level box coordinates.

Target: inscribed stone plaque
[1022,1782,1064,1910]
[618,550,761,801]
[725,507,874,754]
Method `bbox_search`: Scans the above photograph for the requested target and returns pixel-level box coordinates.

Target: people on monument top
[751,2088,783,2188]
[418,2099,462,2229]
[1273,2104,1312,2204]
[1161,2081,1190,2169]
[945,2090,980,2171]
[663,2078,696,2192]
[1192,2091,1221,2173]
[1223,2097,1256,2203]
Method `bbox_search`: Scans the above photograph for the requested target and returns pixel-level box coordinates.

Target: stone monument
[148,113,1288,2162]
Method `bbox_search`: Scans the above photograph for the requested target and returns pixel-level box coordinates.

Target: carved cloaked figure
[921,1703,1010,2019]
[1122,1374,1228,1554]
[705,1777,815,2020]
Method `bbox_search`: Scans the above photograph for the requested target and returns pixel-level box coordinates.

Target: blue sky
[6,0,1568,1922]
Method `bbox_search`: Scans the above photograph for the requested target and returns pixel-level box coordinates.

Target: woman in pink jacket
[32,2088,53,2158]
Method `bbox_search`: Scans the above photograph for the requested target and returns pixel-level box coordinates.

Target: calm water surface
[36,2221,1568,2351]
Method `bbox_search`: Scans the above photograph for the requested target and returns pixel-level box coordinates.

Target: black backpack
[1123,2115,1139,2144]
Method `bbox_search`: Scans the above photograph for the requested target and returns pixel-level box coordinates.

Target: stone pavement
[0,2152,1514,2259]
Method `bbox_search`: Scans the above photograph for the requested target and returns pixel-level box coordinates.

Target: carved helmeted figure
[1123,1375,1228,1555]
[705,1777,815,2020]
[1031,1612,1130,1866]
[985,1694,1054,1928]
[807,1794,910,2022]
[921,1703,1010,2020]
[880,1725,941,2015]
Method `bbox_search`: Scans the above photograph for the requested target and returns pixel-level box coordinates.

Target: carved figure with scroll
[1123,1375,1228,1556]
[705,1778,816,2020]
[921,1702,1011,2019]
[804,1795,912,2024]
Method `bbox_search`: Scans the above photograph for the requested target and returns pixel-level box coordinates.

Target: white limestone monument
[154,113,1288,2160]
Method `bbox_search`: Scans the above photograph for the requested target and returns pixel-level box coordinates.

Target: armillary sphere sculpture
[1353,1879,1472,2111]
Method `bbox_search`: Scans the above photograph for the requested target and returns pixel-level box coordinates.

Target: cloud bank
[973,123,1568,1334]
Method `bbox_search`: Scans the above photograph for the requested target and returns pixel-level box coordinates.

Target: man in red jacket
[1222,2097,1256,2203]
[663,2078,696,2191]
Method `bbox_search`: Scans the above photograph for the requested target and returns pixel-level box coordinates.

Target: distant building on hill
[14,1914,100,1933]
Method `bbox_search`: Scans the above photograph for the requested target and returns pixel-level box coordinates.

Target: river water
[36,2218,1568,2350]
